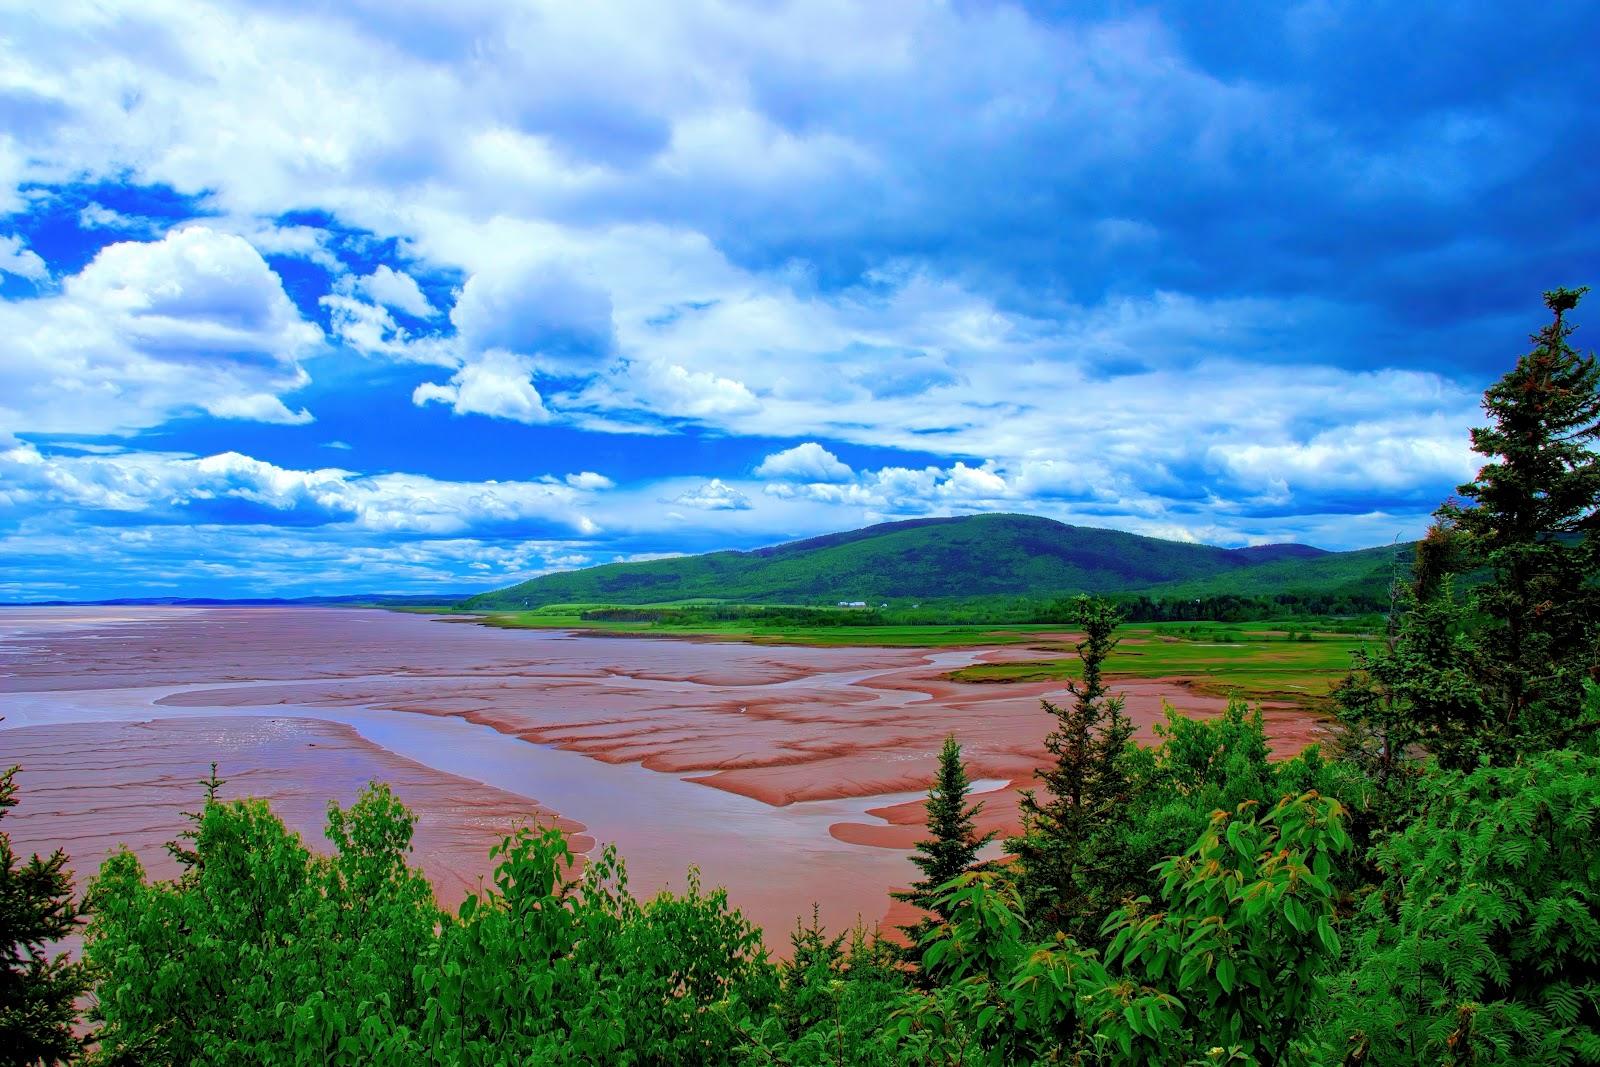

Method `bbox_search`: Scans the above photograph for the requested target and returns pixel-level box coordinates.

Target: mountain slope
[467,514,1394,609]
[1134,541,1407,600]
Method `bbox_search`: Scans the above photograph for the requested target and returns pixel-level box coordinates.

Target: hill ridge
[467,513,1399,610]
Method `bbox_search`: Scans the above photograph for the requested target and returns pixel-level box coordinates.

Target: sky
[2,1,1597,600]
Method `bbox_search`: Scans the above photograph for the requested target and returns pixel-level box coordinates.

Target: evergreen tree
[893,735,994,923]
[1338,288,1600,770]
[1009,595,1136,934]
[1334,528,1487,777]
[1437,286,1600,755]
[0,766,87,1067]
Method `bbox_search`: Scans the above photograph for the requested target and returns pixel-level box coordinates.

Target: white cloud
[0,226,321,436]
[230,221,342,271]
[77,203,153,232]
[204,392,314,425]
[413,350,550,423]
[354,264,435,318]
[450,260,614,371]
[644,363,761,416]
[0,2,1503,572]
[669,478,752,510]
[0,521,610,599]
[0,234,48,280]
[0,3,1478,506]
[0,443,596,536]
[754,442,854,483]
[765,460,1014,512]
[1209,417,1477,496]
[322,293,454,365]
[572,359,761,422]
[565,471,616,490]
[1008,457,1113,500]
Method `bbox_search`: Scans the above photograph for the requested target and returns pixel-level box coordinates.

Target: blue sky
[1,1,1596,600]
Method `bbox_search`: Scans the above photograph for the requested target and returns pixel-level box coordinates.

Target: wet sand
[2,715,587,909]
[0,607,1324,943]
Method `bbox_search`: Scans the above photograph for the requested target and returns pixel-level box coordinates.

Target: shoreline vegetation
[6,290,1598,1063]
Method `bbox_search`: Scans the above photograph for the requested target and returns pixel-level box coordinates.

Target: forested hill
[467,513,1402,609]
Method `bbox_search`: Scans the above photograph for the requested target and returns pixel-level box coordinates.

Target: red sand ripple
[0,607,1328,944]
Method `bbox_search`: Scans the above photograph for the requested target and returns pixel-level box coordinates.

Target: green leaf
[1216,957,1236,994]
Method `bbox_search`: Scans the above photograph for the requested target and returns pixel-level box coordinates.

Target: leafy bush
[87,782,436,1065]
[1328,750,1600,1065]
[86,783,771,1066]
[419,831,769,1065]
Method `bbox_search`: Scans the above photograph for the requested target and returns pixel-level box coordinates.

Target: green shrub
[1328,749,1600,1065]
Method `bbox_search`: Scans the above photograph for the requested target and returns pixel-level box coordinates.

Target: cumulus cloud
[0,226,320,435]
[1008,457,1113,501]
[322,293,454,365]
[350,258,622,424]
[669,478,752,510]
[353,264,435,318]
[755,442,854,483]
[642,363,761,416]
[765,460,1012,513]
[413,350,550,423]
[565,471,615,490]
[1209,417,1478,500]
[0,234,48,280]
[0,1,1588,372]
[571,359,761,423]
[0,443,595,536]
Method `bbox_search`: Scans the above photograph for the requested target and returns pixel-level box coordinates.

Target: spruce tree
[1437,286,1600,755]
[1334,528,1487,778]
[893,734,993,922]
[1338,287,1600,770]
[0,766,87,1066]
[1008,595,1135,934]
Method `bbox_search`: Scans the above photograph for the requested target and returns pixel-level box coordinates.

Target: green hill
[466,514,1406,610]
[1136,542,1407,601]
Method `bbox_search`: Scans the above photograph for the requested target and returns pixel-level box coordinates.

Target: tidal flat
[1,606,1326,943]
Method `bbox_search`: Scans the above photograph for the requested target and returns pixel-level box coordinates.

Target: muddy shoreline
[1,606,1325,944]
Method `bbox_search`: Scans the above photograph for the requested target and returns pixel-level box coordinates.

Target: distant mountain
[466,513,1405,609]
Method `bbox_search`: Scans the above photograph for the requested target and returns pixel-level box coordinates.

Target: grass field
[947,621,1373,708]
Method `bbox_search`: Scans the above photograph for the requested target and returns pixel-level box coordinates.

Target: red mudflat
[1,607,1325,944]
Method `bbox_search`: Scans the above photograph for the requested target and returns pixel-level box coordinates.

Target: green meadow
[946,621,1372,709]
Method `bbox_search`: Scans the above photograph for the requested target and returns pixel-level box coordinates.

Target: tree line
[576,592,1392,630]
[3,288,1597,1064]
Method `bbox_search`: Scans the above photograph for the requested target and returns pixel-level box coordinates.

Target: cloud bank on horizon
[1,1,1596,600]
